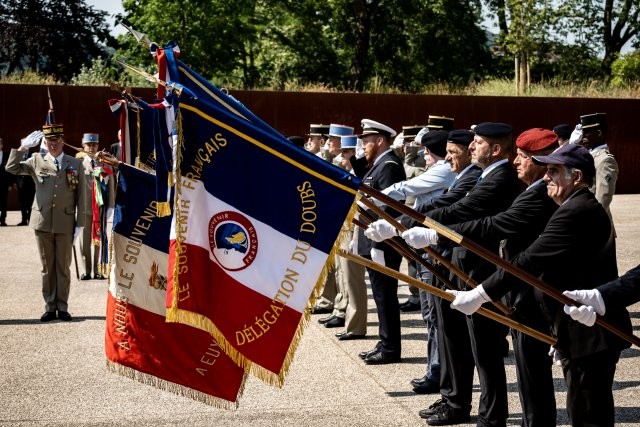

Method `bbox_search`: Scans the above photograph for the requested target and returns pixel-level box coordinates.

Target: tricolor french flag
[105,163,246,407]
[166,94,361,385]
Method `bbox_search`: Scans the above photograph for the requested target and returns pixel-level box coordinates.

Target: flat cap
[474,122,512,138]
[448,129,474,147]
[359,118,397,138]
[516,128,558,152]
[420,129,449,157]
[532,143,595,179]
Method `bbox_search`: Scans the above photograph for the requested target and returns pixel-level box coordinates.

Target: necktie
[91,159,96,168]
[476,175,483,185]
[54,158,60,171]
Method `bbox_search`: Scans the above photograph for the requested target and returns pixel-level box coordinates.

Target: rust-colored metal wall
[1,85,638,209]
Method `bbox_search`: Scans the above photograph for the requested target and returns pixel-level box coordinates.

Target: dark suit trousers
[0,184,7,221]
[561,349,620,427]
[436,289,474,413]
[467,310,509,427]
[366,249,402,356]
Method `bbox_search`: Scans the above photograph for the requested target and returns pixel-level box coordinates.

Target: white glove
[355,139,365,159]
[348,239,355,253]
[569,124,582,145]
[563,304,597,327]
[548,346,562,366]
[400,227,438,249]
[446,284,491,315]
[106,207,114,224]
[563,289,604,327]
[21,130,44,149]
[73,226,82,242]
[370,248,385,266]
[364,219,396,242]
[563,289,605,315]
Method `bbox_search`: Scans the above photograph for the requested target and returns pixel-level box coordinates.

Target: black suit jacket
[425,160,523,227]
[482,187,631,358]
[357,150,406,256]
[598,264,640,307]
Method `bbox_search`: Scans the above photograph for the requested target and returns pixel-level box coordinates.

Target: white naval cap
[358,118,397,138]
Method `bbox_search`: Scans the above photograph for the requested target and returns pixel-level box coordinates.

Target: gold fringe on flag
[156,201,171,217]
[105,360,245,409]
[166,109,363,387]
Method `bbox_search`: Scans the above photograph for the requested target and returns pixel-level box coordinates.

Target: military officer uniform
[6,123,84,321]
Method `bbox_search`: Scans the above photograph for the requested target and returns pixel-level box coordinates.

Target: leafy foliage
[0,0,115,82]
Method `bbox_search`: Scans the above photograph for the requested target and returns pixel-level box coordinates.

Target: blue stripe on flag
[178,97,361,254]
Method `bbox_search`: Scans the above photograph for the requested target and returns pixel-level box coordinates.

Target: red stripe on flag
[105,292,245,404]
[168,241,302,374]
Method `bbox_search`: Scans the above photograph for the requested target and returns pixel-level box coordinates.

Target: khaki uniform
[6,149,83,312]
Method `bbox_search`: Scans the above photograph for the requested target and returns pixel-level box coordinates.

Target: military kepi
[402,125,424,142]
[308,124,330,136]
[474,122,513,138]
[427,115,454,131]
[82,133,100,144]
[580,113,607,130]
[328,124,354,137]
[359,119,397,138]
[340,135,358,149]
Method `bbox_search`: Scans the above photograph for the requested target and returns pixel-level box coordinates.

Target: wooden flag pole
[338,249,556,346]
[358,184,640,348]
[356,204,512,316]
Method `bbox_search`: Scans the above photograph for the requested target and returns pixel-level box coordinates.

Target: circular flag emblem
[208,211,258,271]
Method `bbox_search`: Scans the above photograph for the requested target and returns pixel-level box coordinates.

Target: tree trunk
[350,0,372,92]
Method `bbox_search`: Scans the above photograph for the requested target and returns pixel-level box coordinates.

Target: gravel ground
[1,195,639,426]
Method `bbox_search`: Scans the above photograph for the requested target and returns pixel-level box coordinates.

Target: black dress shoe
[336,331,366,341]
[17,221,28,226]
[419,398,448,419]
[411,374,429,387]
[94,274,105,280]
[324,316,345,328]
[0,222,6,226]
[399,300,421,312]
[57,311,72,321]
[80,273,91,281]
[413,378,440,394]
[364,351,401,365]
[318,314,336,325]
[40,312,57,322]
[425,403,470,426]
[312,305,332,314]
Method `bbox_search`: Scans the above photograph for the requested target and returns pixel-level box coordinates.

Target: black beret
[474,122,513,138]
[447,129,474,147]
[419,129,449,157]
[553,124,573,140]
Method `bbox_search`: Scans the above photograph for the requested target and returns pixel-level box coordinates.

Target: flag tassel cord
[358,183,640,349]
[356,200,512,317]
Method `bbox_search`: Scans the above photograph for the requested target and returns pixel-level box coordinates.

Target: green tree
[556,0,640,78]
[0,0,115,82]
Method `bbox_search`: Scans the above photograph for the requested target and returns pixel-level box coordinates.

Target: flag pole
[356,202,513,316]
[358,183,640,348]
[338,249,556,346]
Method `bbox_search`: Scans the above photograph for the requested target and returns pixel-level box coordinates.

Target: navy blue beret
[447,129,474,147]
[474,122,513,138]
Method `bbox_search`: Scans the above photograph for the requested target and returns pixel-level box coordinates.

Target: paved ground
[1,195,640,426]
